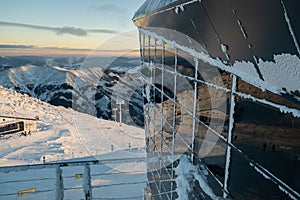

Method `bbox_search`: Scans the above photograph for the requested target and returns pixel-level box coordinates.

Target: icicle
[223,74,236,198]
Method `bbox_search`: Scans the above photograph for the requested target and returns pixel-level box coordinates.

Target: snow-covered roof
[0,115,37,121]
[0,119,18,126]
[133,0,178,19]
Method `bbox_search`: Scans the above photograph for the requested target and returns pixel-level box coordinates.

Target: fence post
[84,164,92,200]
[56,166,64,200]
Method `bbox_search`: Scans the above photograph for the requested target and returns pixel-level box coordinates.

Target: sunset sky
[0,0,144,56]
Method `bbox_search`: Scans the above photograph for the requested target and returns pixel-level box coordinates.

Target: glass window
[176,71,195,114]
[174,109,193,156]
[155,40,163,65]
[161,116,174,151]
[197,60,231,90]
[154,67,162,93]
[140,64,151,79]
[177,49,195,79]
[237,77,300,110]
[149,37,156,63]
[143,35,150,63]
[139,32,145,62]
[201,139,226,184]
[163,65,176,100]
[143,46,149,63]
[164,43,176,71]
[228,150,291,199]
[147,119,156,153]
[162,94,175,126]
[232,96,300,191]
[196,85,230,138]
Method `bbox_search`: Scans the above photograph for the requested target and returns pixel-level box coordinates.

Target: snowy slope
[0,85,145,166]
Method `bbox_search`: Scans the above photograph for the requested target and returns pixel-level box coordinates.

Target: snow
[257,54,300,93]
[174,155,218,199]
[0,85,147,199]
[237,20,248,39]
[180,4,185,11]
[0,85,145,165]
[175,6,180,14]
[221,44,228,53]
[175,4,185,14]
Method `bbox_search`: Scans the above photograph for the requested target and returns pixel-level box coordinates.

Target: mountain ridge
[0,56,144,126]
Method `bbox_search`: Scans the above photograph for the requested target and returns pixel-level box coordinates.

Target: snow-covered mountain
[0,56,144,127]
[0,56,85,70]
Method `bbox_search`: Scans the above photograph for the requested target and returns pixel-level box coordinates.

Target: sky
[0,0,144,56]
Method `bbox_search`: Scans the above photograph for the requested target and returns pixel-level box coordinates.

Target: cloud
[85,29,119,34]
[0,21,118,36]
[0,44,139,53]
[92,4,126,14]
[0,44,36,48]
[56,26,87,36]
[0,44,90,51]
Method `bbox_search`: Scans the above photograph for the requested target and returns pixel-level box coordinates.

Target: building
[0,116,37,135]
[133,0,300,199]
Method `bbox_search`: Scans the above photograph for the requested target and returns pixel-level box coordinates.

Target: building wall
[22,119,37,133]
[0,117,37,134]
[140,30,300,199]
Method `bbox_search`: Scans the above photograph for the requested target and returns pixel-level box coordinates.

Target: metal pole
[55,166,64,200]
[112,108,117,122]
[84,164,92,200]
[116,100,124,127]
[119,102,122,126]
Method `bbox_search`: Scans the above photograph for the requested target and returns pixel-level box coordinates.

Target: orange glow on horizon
[0,48,140,57]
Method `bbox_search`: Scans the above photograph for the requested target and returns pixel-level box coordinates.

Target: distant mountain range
[0,56,144,127]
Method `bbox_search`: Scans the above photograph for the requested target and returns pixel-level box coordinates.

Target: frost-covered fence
[0,157,146,200]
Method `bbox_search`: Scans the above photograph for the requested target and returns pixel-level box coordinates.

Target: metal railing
[0,157,147,200]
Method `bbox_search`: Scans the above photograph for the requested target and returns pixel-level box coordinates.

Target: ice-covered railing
[0,157,146,200]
